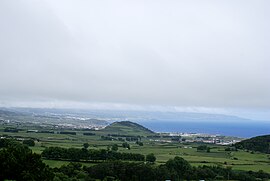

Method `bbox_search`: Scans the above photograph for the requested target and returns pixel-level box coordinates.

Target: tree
[0,139,54,181]
[122,142,130,149]
[165,156,192,179]
[22,139,35,146]
[146,153,156,163]
[83,143,90,149]
[111,144,118,151]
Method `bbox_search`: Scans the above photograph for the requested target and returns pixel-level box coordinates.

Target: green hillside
[235,134,270,153]
[101,121,155,136]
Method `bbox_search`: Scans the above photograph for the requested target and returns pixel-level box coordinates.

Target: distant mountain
[0,109,18,116]
[102,121,155,136]
[235,135,270,153]
[0,109,27,118]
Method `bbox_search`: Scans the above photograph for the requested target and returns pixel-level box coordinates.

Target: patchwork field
[1,126,270,173]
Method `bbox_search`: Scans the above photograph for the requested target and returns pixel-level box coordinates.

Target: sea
[137,120,270,138]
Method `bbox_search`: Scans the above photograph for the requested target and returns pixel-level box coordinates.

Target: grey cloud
[0,0,269,108]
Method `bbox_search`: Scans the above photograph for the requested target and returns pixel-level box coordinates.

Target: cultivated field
[1,125,270,173]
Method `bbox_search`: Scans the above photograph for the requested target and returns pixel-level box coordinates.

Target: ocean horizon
[137,120,270,138]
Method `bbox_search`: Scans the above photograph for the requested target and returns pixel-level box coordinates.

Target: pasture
[1,127,270,173]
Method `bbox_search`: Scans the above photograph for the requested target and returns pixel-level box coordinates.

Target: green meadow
[2,127,269,173]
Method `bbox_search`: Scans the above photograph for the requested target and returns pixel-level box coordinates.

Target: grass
[1,127,270,173]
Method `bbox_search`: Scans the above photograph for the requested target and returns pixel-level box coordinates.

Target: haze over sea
[138,121,270,138]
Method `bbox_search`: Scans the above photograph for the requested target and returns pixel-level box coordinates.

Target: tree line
[42,146,145,162]
[53,157,270,181]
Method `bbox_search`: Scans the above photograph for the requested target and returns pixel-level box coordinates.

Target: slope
[235,134,270,153]
[101,121,155,136]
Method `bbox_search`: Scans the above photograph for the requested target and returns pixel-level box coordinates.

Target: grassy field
[1,127,270,173]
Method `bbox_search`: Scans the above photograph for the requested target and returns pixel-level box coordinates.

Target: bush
[146,153,156,163]
[197,145,210,152]
[83,143,90,149]
[22,139,35,146]
[122,142,130,149]
[111,144,118,151]
[136,141,143,146]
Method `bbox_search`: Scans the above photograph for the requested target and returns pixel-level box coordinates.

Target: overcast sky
[0,0,269,119]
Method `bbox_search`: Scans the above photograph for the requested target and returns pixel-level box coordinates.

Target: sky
[0,0,269,120]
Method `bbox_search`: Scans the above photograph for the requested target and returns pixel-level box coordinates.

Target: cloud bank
[0,0,269,109]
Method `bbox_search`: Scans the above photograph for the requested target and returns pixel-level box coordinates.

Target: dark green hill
[101,121,155,136]
[235,134,270,153]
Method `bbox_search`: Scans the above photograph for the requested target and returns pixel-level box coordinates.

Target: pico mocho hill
[102,121,155,136]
